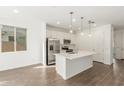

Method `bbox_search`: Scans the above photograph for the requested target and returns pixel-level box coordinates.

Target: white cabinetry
[46,30,76,45]
[92,27,104,63]
[93,25,113,65]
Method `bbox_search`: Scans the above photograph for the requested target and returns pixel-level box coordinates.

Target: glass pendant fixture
[80,17,84,36]
[88,20,91,37]
[69,12,73,33]
[88,20,94,37]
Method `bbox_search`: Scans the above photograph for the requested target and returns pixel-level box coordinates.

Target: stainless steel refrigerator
[46,38,60,65]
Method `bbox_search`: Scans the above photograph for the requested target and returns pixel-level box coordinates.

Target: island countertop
[55,50,95,60]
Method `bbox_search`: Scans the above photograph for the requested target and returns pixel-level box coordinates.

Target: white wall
[0,16,46,71]
[76,24,113,65]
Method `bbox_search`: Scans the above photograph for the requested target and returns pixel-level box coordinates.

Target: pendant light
[80,17,84,36]
[88,20,92,37]
[88,20,95,37]
[69,12,73,33]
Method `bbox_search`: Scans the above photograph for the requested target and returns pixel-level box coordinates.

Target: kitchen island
[55,51,95,80]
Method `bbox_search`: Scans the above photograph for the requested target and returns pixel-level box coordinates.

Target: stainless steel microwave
[63,39,71,44]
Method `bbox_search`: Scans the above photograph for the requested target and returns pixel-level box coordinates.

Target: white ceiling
[0,6,124,30]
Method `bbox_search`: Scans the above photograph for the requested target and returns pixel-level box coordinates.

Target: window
[1,25,14,52]
[16,28,27,51]
[1,25,27,52]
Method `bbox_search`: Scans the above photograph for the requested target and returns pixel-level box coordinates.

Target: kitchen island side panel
[65,55,93,80]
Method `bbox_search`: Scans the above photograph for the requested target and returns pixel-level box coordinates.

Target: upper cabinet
[1,25,27,52]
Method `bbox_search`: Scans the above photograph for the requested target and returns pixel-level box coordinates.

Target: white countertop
[55,50,95,60]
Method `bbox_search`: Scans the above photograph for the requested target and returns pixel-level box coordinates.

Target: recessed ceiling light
[13,9,19,14]
[72,18,76,22]
[57,21,60,25]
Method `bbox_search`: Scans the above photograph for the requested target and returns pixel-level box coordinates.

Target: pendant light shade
[69,12,73,33]
[88,20,95,37]
[88,20,91,37]
[80,17,84,36]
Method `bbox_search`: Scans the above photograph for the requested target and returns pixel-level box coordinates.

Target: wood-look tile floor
[0,60,124,86]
